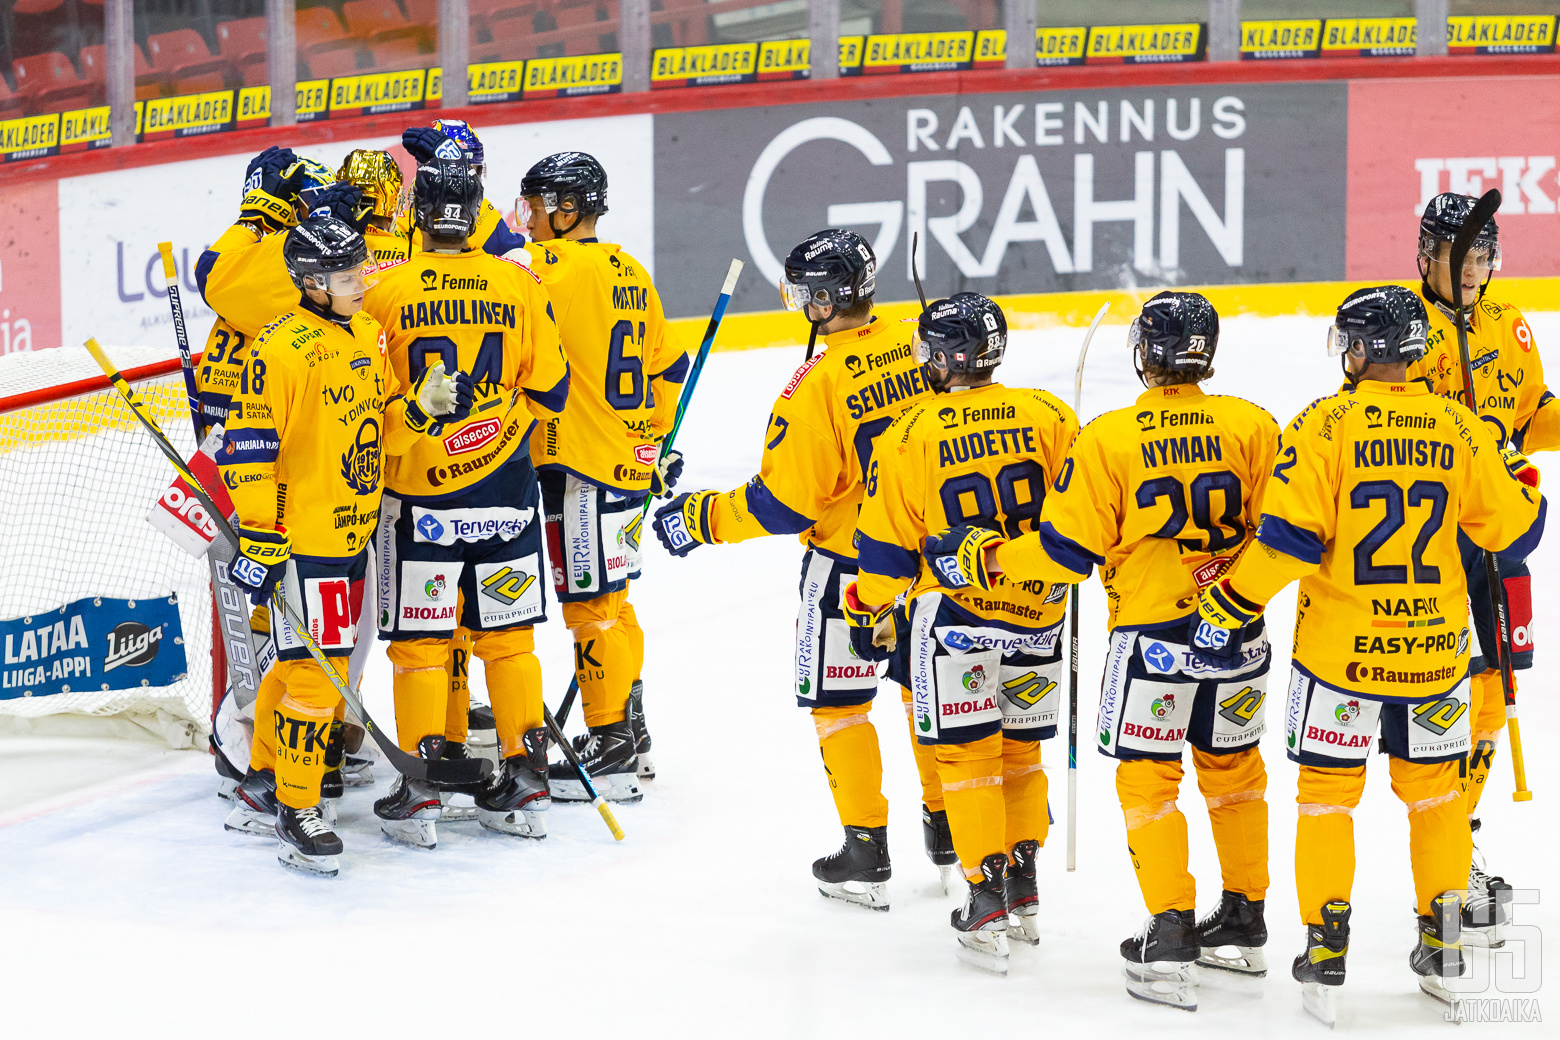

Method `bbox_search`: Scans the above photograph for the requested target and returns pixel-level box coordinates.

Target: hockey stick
[1067,302,1110,872]
[1447,189,1533,802]
[910,232,929,310]
[155,243,270,714]
[554,260,745,734]
[545,703,625,840]
[84,338,489,786]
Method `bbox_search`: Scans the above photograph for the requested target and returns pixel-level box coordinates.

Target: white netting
[0,345,213,746]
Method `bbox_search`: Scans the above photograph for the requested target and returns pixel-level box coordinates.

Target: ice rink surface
[2,311,1556,1037]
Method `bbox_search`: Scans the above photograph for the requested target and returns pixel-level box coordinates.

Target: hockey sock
[1392,757,1471,917]
[1002,737,1047,851]
[1117,757,1194,914]
[445,627,474,743]
[1296,764,1364,925]
[388,639,450,753]
[1464,669,1506,818]
[813,703,888,829]
[475,626,544,757]
[902,686,945,812]
[272,659,344,809]
[564,592,636,727]
[248,668,286,773]
[1193,747,1270,901]
[936,733,1005,879]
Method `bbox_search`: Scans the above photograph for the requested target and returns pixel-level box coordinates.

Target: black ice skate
[477,727,550,838]
[1412,893,1466,1007]
[1121,909,1200,1011]
[813,825,891,911]
[223,767,278,836]
[953,853,1011,975]
[626,680,655,780]
[374,736,445,849]
[1293,900,1350,1027]
[922,804,958,894]
[435,741,485,821]
[212,734,245,802]
[1462,854,1514,949]
[275,803,343,877]
[319,721,344,825]
[340,722,375,787]
[1196,890,1268,976]
[548,720,643,803]
[1004,839,1041,946]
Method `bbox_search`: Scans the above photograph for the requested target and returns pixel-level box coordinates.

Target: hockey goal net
[0,344,215,748]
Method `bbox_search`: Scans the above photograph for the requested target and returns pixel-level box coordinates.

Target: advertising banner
[60,107,112,152]
[863,32,974,74]
[0,178,60,355]
[523,54,622,98]
[0,595,187,700]
[1241,20,1322,60]
[653,82,1346,318]
[1086,23,1205,64]
[328,70,430,117]
[136,91,236,142]
[1446,15,1556,55]
[1035,27,1087,67]
[1346,75,1560,280]
[1,113,60,163]
[468,60,527,103]
[1321,18,1416,57]
[758,40,811,81]
[653,44,759,88]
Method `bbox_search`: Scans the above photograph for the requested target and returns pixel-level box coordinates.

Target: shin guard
[902,686,945,812]
[1117,757,1194,914]
[445,627,474,744]
[813,703,888,829]
[474,626,545,758]
[937,734,1006,879]
[248,668,285,773]
[272,660,343,810]
[1296,765,1364,925]
[1464,669,1505,819]
[1002,737,1047,851]
[1194,747,1270,902]
[564,591,637,727]
[1393,757,1472,917]
[388,639,450,754]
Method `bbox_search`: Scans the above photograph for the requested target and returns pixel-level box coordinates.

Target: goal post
[0,344,217,749]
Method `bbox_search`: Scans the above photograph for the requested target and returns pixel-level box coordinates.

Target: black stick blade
[1449,189,1502,314]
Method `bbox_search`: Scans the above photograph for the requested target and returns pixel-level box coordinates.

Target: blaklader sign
[652,82,1346,318]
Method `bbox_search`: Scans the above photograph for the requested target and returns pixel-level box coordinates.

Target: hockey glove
[308,182,373,233]
[1502,445,1541,488]
[404,363,474,434]
[922,525,1004,592]
[1188,578,1262,667]
[232,525,290,606]
[240,147,307,234]
[649,447,684,498]
[653,490,718,557]
[842,583,896,662]
[402,127,464,164]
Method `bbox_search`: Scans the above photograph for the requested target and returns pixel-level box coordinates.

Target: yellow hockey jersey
[363,248,569,502]
[705,317,934,560]
[522,238,686,494]
[219,306,417,559]
[994,384,1280,630]
[1410,289,1560,452]
[1220,379,1545,702]
[365,224,412,266]
[396,199,527,257]
[194,223,296,434]
[856,382,1077,627]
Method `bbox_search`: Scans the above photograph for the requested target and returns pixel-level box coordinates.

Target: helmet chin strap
[1419,254,1491,316]
[803,301,836,361]
[548,204,583,240]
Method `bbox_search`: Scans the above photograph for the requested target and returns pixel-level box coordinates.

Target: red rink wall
[0,55,1555,352]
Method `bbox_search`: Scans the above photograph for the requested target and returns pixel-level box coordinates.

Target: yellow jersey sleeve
[854,406,930,608]
[197,224,297,339]
[1413,294,1553,449]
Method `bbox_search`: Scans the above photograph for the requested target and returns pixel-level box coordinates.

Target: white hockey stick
[1067,302,1110,872]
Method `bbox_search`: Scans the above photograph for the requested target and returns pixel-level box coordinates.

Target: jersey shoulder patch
[376,257,411,273]
[495,254,542,283]
[780,352,827,400]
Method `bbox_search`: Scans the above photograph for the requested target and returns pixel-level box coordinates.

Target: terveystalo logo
[103,621,163,672]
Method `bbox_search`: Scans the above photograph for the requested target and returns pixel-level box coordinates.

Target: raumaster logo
[103,622,163,673]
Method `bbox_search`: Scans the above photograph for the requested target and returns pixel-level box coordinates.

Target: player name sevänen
[846,367,932,419]
[398,300,517,331]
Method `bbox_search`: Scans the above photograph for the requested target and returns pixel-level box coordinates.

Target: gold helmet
[336,149,404,222]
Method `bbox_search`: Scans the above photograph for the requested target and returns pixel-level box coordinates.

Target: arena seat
[344,0,434,72]
[148,29,235,94]
[216,17,271,87]
[297,6,365,80]
[12,51,96,114]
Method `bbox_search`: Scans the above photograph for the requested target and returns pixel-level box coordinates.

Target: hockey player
[362,157,570,848]
[651,229,945,910]
[1189,285,1545,1016]
[923,292,1278,1008]
[1409,193,1556,937]
[849,293,1075,973]
[337,149,411,265]
[219,213,458,875]
[400,121,527,257]
[518,151,687,801]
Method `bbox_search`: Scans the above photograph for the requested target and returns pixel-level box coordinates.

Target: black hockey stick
[156,243,203,444]
[545,703,625,840]
[84,338,489,786]
[910,231,929,310]
[1447,189,1532,801]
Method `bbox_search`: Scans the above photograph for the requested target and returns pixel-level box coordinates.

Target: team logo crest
[1336,700,1362,725]
[1136,410,1155,431]
[350,351,372,380]
[844,355,864,377]
[425,574,447,599]
[1365,405,1382,428]
[340,417,382,496]
[962,664,986,692]
[938,407,957,428]
[1151,693,1176,719]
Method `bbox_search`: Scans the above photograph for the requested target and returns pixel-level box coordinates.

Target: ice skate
[340,721,375,786]
[1196,890,1268,976]
[953,854,1011,975]
[1412,893,1466,1008]
[922,804,958,895]
[213,736,245,802]
[477,727,550,838]
[319,720,344,802]
[1462,854,1513,949]
[548,720,643,803]
[1004,839,1041,946]
[813,825,891,911]
[275,803,342,877]
[434,742,482,820]
[467,704,501,770]
[1121,909,1199,1011]
[627,680,655,780]
[374,737,444,849]
[223,767,278,836]
[1293,900,1350,1028]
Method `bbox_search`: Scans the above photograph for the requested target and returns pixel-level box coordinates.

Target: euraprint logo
[1336,699,1362,725]
[962,664,986,692]
[1144,642,1176,673]
[1151,692,1177,719]
[425,574,447,600]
